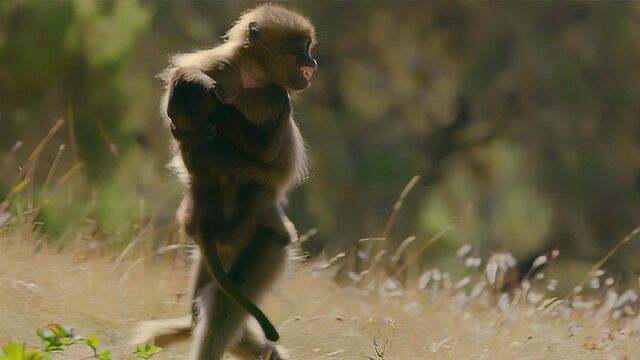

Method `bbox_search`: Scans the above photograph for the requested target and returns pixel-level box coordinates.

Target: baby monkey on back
[133,4,317,360]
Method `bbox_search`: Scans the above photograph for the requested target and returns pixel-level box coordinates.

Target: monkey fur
[132,5,316,360]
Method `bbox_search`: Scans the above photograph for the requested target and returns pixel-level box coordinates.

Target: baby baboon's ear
[248,21,259,42]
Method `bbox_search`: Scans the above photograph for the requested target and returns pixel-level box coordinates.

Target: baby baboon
[133,4,316,360]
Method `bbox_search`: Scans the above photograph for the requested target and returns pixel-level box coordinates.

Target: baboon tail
[202,241,280,342]
[130,315,192,347]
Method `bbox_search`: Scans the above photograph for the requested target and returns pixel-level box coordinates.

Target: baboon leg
[130,315,192,347]
[188,255,211,321]
[187,206,293,310]
[230,319,290,360]
[189,284,240,360]
[219,191,285,247]
[190,227,289,360]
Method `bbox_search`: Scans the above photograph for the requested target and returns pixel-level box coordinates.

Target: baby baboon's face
[250,25,317,91]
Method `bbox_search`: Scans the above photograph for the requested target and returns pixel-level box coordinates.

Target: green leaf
[46,324,73,339]
[0,343,47,360]
[41,344,62,354]
[96,350,111,360]
[46,324,63,337]
[1,342,25,360]
[86,334,100,351]
[25,350,51,360]
[58,338,72,346]
[35,323,83,353]
[35,329,46,342]
[35,329,55,347]
[132,344,161,359]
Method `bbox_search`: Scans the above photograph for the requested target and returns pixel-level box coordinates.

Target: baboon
[133,4,317,360]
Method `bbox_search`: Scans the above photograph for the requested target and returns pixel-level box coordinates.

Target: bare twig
[381,175,420,238]
[96,120,119,158]
[392,226,453,278]
[55,162,84,187]
[67,105,79,163]
[26,118,64,165]
[389,236,417,267]
[1,120,64,212]
[0,141,23,179]
[37,144,65,207]
[365,175,420,269]
[573,225,640,295]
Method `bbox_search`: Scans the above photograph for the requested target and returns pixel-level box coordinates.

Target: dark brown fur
[133,4,316,360]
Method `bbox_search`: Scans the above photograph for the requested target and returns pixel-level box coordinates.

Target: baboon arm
[233,86,291,163]
[237,123,286,165]
[235,132,283,165]
[167,67,219,144]
[226,150,285,184]
[187,142,286,185]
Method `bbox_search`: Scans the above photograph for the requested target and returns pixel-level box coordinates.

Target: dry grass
[2,223,640,360]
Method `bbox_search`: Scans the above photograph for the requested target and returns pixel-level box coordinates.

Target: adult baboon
[133,4,316,360]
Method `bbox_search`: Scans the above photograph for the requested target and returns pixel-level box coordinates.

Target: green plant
[0,323,160,360]
[131,344,161,360]
[0,342,50,360]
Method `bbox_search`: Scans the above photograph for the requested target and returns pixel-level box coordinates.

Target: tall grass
[1,129,640,359]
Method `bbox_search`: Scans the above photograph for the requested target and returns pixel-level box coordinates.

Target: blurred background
[1,2,639,282]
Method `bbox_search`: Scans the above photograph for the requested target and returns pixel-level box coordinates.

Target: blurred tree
[0,0,151,178]
[0,1,639,271]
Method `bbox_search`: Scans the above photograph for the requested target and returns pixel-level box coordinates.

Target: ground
[1,226,639,360]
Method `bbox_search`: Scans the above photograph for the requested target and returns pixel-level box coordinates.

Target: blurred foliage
[1,2,639,271]
[0,322,160,360]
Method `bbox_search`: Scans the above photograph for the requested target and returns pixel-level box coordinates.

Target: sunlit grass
[2,129,640,359]
[2,219,640,359]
